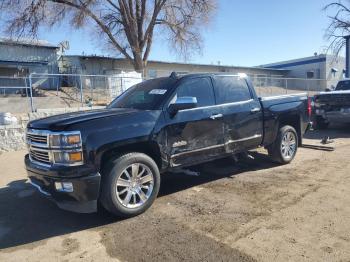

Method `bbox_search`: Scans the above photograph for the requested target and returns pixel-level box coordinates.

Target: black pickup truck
[25,73,311,217]
[313,79,350,129]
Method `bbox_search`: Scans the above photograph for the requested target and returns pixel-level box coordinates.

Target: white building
[261,54,345,90]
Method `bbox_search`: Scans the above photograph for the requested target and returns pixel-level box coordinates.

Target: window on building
[214,76,252,104]
[173,77,215,107]
[306,71,314,79]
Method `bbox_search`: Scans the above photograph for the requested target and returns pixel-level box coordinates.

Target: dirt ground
[0,125,350,262]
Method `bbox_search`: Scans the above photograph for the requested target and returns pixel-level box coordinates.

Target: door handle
[250,107,261,113]
[210,113,223,120]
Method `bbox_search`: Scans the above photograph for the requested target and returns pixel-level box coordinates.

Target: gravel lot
[0,126,350,262]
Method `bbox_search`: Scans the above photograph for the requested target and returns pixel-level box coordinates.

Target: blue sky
[39,0,334,66]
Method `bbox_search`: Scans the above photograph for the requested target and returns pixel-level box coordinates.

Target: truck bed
[259,93,310,146]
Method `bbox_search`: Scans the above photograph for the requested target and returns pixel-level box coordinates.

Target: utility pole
[344,35,350,78]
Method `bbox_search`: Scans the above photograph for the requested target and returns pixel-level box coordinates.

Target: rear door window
[214,76,252,104]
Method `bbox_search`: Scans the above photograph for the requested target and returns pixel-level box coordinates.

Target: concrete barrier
[0,106,105,152]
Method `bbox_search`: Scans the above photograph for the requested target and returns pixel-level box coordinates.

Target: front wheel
[100,152,160,217]
[267,125,298,164]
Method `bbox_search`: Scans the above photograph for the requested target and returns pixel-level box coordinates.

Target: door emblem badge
[172,141,188,148]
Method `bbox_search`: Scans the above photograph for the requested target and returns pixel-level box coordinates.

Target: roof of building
[260,54,329,69]
[64,55,289,72]
[0,37,58,49]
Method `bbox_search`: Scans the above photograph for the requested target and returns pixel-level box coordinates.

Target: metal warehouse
[59,55,289,79]
[0,38,59,90]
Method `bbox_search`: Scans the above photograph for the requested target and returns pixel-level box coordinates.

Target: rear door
[213,75,263,153]
[163,76,225,167]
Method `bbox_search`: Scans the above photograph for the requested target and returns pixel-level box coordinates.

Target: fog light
[55,182,74,192]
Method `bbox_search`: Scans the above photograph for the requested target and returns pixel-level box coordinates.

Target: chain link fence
[0,73,334,114]
[251,76,328,97]
[0,73,142,113]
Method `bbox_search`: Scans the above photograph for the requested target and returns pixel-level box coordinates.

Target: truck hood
[27,108,143,130]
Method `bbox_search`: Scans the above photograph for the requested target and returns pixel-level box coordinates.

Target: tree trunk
[133,54,145,75]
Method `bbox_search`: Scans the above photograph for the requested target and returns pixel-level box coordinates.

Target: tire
[100,152,160,218]
[267,125,298,164]
[313,116,329,130]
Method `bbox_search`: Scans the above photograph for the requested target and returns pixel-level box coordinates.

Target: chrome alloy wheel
[281,131,297,159]
[116,163,154,209]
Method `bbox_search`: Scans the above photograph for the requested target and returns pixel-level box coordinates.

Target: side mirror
[168,97,197,116]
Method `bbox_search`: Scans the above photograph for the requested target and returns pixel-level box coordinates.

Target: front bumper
[25,154,101,213]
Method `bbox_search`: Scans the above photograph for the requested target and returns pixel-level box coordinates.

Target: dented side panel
[162,105,225,167]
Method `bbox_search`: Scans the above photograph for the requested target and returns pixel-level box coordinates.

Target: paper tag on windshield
[149,89,167,95]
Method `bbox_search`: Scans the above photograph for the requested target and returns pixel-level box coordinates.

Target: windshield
[335,80,350,91]
[108,77,176,110]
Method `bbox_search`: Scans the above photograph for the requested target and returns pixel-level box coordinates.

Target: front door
[163,76,225,167]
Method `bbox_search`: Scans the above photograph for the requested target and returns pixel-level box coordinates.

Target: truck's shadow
[304,124,350,141]
[0,152,277,249]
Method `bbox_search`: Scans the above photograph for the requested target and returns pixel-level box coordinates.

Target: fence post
[24,77,29,97]
[56,75,59,96]
[79,75,84,107]
[29,74,34,112]
[285,79,288,94]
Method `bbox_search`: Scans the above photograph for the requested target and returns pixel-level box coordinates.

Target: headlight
[49,132,82,148]
[52,151,83,166]
[49,131,83,166]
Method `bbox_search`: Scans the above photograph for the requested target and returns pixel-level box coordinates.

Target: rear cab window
[336,80,350,91]
[214,76,252,104]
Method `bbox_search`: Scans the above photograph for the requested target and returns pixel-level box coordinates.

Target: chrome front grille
[26,129,83,167]
[29,148,50,164]
[27,129,50,166]
[27,131,48,147]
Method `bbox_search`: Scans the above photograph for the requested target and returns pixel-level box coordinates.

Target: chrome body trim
[260,93,307,101]
[225,134,262,144]
[171,134,262,158]
[26,129,84,167]
[27,129,82,149]
[29,181,51,196]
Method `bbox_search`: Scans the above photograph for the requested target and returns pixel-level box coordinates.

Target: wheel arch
[277,114,302,145]
[99,141,163,174]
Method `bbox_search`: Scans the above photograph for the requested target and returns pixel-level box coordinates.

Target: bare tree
[324,0,350,56]
[0,0,216,72]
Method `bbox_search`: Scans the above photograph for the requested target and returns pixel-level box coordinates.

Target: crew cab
[313,79,350,129]
[25,73,311,217]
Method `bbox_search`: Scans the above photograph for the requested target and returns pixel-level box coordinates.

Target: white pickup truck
[313,79,350,129]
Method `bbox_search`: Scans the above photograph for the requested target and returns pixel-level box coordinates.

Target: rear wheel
[100,152,160,217]
[268,125,298,164]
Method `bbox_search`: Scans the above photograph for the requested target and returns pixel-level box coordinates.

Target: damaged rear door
[164,76,225,167]
[213,75,263,153]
